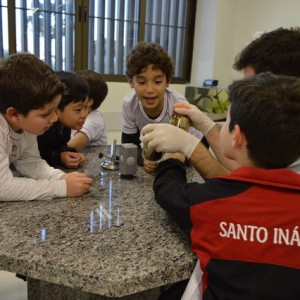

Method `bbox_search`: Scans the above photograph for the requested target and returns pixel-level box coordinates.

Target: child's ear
[232,124,246,149]
[5,107,20,122]
[126,76,134,88]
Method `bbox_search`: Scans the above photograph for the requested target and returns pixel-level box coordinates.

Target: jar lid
[173,104,191,110]
[173,103,190,114]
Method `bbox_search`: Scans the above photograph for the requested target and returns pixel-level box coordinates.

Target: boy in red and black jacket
[144,72,300,299]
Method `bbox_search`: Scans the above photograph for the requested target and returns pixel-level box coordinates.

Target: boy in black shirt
[38,71,89,168]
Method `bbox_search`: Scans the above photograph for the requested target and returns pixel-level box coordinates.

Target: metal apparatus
[100,139,119,171]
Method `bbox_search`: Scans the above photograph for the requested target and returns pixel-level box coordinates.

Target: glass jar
[169,105,191,131]
[142,142,163,164]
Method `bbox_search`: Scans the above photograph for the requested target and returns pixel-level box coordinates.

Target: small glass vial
[169,105,191,131]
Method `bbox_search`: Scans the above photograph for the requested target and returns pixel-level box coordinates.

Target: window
[5,0,76,70]
[0,0,196,82]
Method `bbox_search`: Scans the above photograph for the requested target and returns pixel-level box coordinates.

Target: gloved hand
[141,123,200,159]
[174,103,215,136]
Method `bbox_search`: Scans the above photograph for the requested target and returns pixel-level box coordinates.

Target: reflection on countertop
[0,146,203,298]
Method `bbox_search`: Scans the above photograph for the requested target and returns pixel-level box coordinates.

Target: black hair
[126,42,174,82]
[76,70,108,110]
[233,27,300,77]
[55,71,89,111]
[228,72,300,168]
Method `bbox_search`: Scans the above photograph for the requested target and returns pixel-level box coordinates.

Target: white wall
[190,0,218,87]
[191,0,300,86]
[102,0,300,143]
[100,82,129,144]
[231,0,300,80]
[190,0,237,88]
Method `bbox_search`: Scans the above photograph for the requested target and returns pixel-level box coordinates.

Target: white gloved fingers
[140,132,152,144]
[146,124,177,152]
[175,105,215,136]
[141,123,200,158]
[147,138,164,152]
[175,104,203,127]
[141,123,156,136]
[154,126,199,158]
[141,124,164,143]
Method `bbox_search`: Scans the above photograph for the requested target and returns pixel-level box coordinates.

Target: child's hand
[61,172,93,197]
[143,160,157,175]
[61,152,83,169]
[77,153,86,167]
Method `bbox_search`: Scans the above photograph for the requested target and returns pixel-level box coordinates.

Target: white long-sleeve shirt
[0,114,67,201]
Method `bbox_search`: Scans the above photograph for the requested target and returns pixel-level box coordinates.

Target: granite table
[0,146,203,299]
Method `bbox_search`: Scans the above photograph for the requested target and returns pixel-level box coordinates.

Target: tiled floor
[0,270,27,300]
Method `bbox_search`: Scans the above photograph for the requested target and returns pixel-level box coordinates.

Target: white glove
[141,123,200,159]
[173,103,215,136]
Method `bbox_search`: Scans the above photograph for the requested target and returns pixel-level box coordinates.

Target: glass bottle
[169,105,191,131]
[142,143,164,164]
[142,105,191,164]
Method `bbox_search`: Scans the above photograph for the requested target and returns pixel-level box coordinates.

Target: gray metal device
[119,143,137,178]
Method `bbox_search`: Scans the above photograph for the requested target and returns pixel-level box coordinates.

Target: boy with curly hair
[122,42,203,174]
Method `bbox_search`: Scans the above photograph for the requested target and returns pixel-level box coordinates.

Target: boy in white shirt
[122,42,203,174]
[0,53,93,201]
[38,71,89,168]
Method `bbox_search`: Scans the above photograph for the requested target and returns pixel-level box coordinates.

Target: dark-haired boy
[152,73,300,299]
[38,71,89,169]
[68,70,108,151]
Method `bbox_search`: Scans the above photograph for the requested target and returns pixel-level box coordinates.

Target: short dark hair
[126,42,174,82]
[0,53,64,116]
[55,71,89,111]
[76,70,108,110]
[233,27,300,77]
[228,72,300,169]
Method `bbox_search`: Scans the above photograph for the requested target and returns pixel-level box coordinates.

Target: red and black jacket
[154,159,300,300]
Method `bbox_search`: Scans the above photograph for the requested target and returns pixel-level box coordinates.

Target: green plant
[186,87,229,114]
